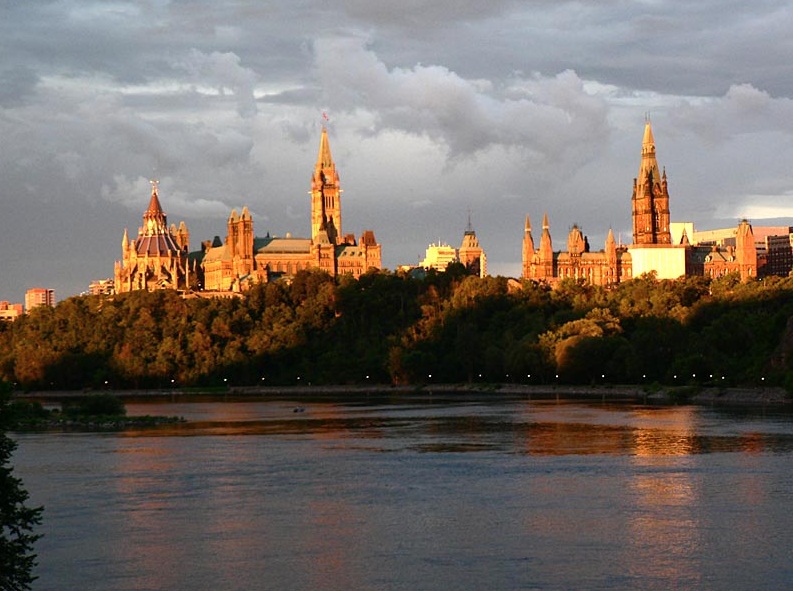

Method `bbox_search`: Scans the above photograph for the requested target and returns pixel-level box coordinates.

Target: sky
[2,0,793,302]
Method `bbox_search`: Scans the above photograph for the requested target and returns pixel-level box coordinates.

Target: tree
[0,382,43,590]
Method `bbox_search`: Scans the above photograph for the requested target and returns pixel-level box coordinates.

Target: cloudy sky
[2,0,793,302]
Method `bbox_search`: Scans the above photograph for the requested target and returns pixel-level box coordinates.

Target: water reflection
[119,398,793,456]
[14,398,793,591]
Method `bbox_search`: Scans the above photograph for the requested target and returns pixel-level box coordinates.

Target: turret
[523,215,535,255]
[539,213,553,261]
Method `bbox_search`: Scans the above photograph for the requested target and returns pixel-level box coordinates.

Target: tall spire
[539,212,553,260]
[638,120,661,185]
[521,214,535,279]
[642,119,655,154]
[311,126,342,243]
[316,126,334,170]
[632,120,671,245]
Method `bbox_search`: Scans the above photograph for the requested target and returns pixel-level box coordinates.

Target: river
[12,395,793,590]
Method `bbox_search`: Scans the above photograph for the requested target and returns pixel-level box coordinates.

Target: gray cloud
[1,0,792,301]
[312,37,610,164]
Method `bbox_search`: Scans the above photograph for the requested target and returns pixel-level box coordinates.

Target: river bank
[13,383,792,406]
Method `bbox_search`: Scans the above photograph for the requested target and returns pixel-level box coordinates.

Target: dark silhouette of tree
[0,381,43,590]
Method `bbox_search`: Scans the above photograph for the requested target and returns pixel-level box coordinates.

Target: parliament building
[114,127,382,294]
[522,121,758,286]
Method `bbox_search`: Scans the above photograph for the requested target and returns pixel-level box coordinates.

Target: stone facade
[632,121,671,245]
[522,214,632,286]
[522,121,758,286]
[115,181,190,293]
[698,220,758,281]
[201,127,382,291]
[458,224,487,278]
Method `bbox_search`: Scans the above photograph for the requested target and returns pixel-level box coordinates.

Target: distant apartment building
[405,223,488,276]
[25,288,55,312]
[765,234,793,276]
[0,301,24,322]
[419,243,458,273]
[89,278,116,296]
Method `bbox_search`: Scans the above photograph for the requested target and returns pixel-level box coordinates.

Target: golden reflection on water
[630,406,700,456]
[626,406,703,586]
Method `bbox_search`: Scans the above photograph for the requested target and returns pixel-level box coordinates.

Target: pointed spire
[522,213,535,279]
[122,228,129,250]
[142,179,168,236]
[317,126,334,170]
[606,228,615,245]
[642,120,655,155]
[539,212,553,262]
[311,126,342,243]
[146,180,164,217]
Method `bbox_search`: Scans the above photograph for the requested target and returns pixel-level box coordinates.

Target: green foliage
[0,382,43,590]
[1,270,793,388]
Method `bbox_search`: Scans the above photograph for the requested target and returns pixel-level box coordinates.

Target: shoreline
[13,383,792,407]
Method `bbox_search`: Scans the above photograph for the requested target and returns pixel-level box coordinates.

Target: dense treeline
[2,267,793,391]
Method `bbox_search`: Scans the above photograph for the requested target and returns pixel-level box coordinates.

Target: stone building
[458,221,487,278]
[693,220,758,281]
[522,120,758,286]
[522,214,632,286]
[410,221,488,276]
[115,181,190,293]
[201,127,382,291]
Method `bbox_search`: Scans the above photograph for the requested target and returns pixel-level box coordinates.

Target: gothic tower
[522,215,535,279]
[538,213,555,280]
[227,209,239,258]
[735,219,757,281]
[632,120,671,245]
[311,127,341,245]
